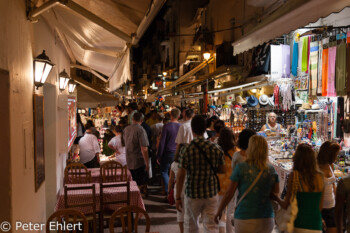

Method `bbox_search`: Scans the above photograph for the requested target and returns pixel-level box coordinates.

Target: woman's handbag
[275,171,301,233]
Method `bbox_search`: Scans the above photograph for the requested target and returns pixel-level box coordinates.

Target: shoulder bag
[235,169,263,209]
[193,141,221,191]
[275,171,301,233]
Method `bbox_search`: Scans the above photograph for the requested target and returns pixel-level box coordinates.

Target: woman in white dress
[108,125,127,166]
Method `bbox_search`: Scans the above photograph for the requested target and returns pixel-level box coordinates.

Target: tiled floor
[108,185,280,233]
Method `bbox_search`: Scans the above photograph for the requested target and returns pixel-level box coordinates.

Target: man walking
[157,108,181,196]
[124,112,150,194]
[176,115,225,233]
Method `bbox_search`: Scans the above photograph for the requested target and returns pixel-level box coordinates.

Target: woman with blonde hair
[215,135,279,233]
[274,144,324,233]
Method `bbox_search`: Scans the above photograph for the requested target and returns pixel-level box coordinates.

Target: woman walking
[274,144,324,233]
[217,127,237,233]
[215,135,279,233]
[317,141,339,233]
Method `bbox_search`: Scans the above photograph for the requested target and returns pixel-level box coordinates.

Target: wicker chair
[46,208,88,233]
[100,161,127,183]
[100,181,130,233]
[64,163,91,184]
[64,184,97,233]
[109,206,151,233]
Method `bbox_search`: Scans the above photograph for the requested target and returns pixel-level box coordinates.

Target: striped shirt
[179,136,225,199]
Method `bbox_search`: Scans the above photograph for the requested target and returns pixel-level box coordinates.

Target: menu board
[68,96,77,149]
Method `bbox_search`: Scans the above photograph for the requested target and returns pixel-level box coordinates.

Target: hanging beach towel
[321,47,329,96]
[292,41,298,77]
[336,42,347,96]
[309,41,319,96]
[301,37,309,72]
[317,41,323,95]
[327,45,337,97]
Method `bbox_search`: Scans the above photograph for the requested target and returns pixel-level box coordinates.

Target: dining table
[55,181,145,214]
[88,168,132,183]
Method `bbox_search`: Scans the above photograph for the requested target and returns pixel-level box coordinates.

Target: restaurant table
[55,181,145,214]
[88,168,132,183]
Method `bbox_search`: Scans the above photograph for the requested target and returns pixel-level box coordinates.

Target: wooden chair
[64,184,97,233]
[100,161,127,183]
[100,181,130,233]
[46,208,88,233]
[109,206,151,233]
[64,163,92,184]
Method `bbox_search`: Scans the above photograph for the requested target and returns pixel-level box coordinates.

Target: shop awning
[30,0,166,91]
[232,0,350,55]
[157,56,215,94]
[77,85,118,108]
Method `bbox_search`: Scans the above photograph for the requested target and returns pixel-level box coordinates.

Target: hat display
[295,99,304,105]
[300,103,311,110]
[268,96,274,106]
[311,104,320,110]
[246,95,259,107]
[235,95,247,105]
[259,95,269,106]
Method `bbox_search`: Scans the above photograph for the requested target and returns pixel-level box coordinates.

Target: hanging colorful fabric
[347,43,350,94]
[321,48,329,96]
[301,37,309,72]
[292,41,298,77]
[317,41,323,95]
[309,41,319,96]
[336,42,347,96]
[327,45,337,97]
[306,36,310,73]
[274,85,279,108]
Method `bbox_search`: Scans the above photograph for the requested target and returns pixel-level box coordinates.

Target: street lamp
[59,69,70,91]
[68,79,76,93]
[203,51,211,60]
[33,50,54,88]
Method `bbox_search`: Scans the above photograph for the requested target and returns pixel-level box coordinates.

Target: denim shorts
[321,207,336,228]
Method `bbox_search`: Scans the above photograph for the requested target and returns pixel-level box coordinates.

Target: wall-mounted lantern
[59,69,70,91]
[34,50,54,88]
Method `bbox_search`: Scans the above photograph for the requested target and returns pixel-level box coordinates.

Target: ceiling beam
[60,0,132,43]
[70,69,111,95]
[70,64,108,83]
[28,0,132,43]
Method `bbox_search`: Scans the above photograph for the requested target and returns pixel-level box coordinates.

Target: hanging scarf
[309,41,319,96]
[301,37,309,72]
[292,40,298,77]
[280,84,292,111]
[274,85,279,108]
[328,45,337,97]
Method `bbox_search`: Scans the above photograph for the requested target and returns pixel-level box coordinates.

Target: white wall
[0,0,70,230]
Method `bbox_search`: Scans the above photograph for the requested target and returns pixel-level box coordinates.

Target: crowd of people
[75,102,350,233]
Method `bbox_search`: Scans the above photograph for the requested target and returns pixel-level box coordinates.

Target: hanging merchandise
[347,35,350,94]
[327,44,337,97]
[301,36,309,73]
[291,40,298,77]
[309,41,319,96]
[274,85,279,107]
[317,40,323,95]
[279,83,293,111]
[336,41,347,96]
[246,95,259,107]
[321,38,329,96]
[271,45,290,80]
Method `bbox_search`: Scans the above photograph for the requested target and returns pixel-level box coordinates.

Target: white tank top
[323,165,336,208]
